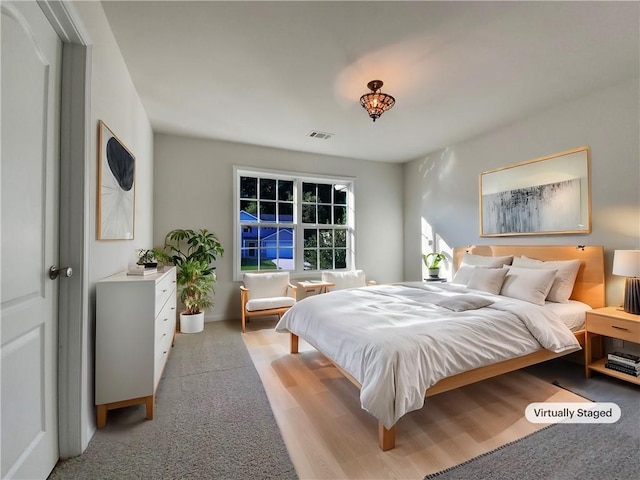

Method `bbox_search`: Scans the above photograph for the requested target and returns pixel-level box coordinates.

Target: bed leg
[378,422,396,451]
[290,333,299,354]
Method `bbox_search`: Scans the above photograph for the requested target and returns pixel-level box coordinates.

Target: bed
[275,245,605,450]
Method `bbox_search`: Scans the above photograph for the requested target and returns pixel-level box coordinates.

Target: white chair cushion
[322,270,366,290]
[243,272,290,299]
[245,296,296,312]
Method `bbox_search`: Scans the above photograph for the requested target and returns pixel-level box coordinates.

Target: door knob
[49,265,73,280]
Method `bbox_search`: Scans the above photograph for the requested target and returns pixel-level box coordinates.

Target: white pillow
[321,270,366,290]
[467,267,508,295]
[435,294,494,312]
[453,265,494,285]
[500,266,557,306]
[512,256,581,303]
[462,253,514,268]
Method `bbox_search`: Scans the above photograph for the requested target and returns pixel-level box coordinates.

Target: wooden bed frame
[288,245,605,451]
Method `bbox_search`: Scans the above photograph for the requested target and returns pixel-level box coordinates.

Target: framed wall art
[479,146,591,237]
[97,120,135,240]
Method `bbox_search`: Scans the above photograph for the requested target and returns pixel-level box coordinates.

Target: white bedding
[543,300,591,331]
[275,282,581,429]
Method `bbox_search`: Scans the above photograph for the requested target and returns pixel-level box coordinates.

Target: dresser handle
[611,325,630,331]
[162,289,168,293]
[163,350,168,355]
[163,318,168,322]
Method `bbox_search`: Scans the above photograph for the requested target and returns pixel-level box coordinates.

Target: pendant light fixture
[359,80,395,122]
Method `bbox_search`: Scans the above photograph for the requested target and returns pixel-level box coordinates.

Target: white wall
[404,79,640,305]
[153,135,404,320]
[71,0,154,448]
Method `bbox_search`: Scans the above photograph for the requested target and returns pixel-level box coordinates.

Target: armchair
[321,270,375,291]
[240,271,297,333]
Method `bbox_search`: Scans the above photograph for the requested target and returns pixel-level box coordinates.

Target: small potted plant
[135,248,162,268]
[423,252,446,278]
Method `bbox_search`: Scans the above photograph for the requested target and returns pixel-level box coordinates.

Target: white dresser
[95,266,177,427]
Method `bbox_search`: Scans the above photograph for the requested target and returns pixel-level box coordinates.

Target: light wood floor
[242,319,590,479]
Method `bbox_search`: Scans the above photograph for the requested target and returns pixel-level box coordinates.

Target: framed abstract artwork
[480,146,591,237]
[97,120,135,240]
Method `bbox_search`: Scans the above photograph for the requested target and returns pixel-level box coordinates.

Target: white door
[1,1,62,478]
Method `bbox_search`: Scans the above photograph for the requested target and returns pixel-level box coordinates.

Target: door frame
[37,0,91,457]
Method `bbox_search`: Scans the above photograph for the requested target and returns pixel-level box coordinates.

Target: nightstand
[584,307,640,385]
[298,280,335,297]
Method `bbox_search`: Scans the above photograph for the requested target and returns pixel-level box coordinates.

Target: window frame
[233,166,355,281]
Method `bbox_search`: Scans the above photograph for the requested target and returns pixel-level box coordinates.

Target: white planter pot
[180,311,204,334]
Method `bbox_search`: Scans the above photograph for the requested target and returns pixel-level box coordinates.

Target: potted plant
[423,252,446,278]
[176,259,215,333]
[161,229,224,333]
[135,248,162,268]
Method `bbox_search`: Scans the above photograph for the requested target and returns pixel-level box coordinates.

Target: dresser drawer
[154,331,173,386]
[586,312,640,343]
[155,270,177,316]
[156,294,176,339]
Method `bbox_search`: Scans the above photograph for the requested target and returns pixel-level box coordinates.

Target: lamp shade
[612,250,640,277]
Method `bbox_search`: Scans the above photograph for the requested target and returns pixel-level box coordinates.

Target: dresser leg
[96,404,107,428]
[145,395,155,420]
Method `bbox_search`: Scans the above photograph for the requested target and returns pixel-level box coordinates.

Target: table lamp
[612,250,640,314]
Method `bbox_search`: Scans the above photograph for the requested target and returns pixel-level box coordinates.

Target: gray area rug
[425,358,640,480]
[49,320,297,480]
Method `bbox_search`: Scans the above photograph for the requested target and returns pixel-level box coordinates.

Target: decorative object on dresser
[584,307,640,386]
[423,252,447,278]
[95,267,177,427]
[612,249,640,314]
[160,229,224,333]
[135,247,162,268]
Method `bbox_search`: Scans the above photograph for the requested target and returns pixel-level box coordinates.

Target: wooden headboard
[452,245,605,309]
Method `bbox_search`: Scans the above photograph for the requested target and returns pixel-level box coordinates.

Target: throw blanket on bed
[275,282,581,429]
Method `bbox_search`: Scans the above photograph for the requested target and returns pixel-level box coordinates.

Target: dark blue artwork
[106,137,134,191]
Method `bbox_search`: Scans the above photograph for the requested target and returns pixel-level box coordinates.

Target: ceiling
[101,1,639,163]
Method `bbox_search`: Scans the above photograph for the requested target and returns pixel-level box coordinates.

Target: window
[235,167,354,278]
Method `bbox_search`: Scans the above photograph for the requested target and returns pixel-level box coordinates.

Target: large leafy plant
[177,259,215,315]
[161,229,224,315]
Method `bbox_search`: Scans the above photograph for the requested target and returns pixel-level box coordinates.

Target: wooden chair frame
[240,282,297,333]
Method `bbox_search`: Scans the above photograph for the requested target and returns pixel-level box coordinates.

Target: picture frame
[97,120,135,240]
[479,146,591,237]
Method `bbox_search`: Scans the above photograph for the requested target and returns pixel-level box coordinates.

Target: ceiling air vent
[307,130,334,140]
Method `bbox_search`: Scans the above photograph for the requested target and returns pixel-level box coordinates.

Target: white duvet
[275,282,581,428]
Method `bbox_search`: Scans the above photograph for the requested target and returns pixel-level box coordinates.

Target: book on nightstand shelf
[605,352,640,377]
[607,351,640,367]
[605,361,640,377]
